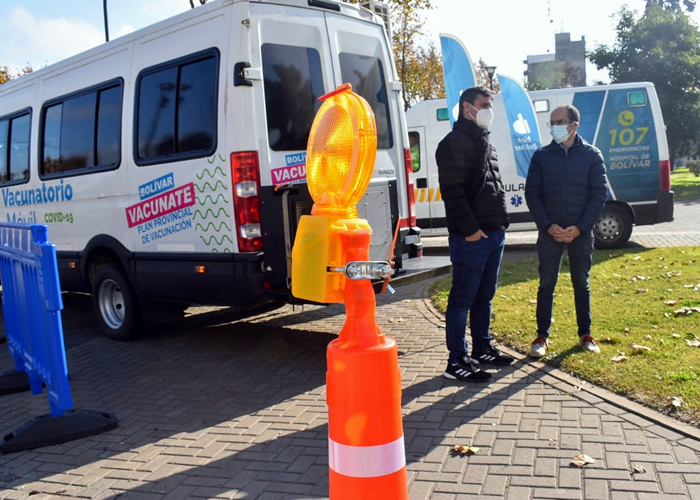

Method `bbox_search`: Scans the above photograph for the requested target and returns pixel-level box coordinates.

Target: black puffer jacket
[435,117,509,237]
[525,135,608,234]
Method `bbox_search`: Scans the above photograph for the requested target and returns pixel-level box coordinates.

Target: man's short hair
[459,86,493,108]
[560,104,580,123]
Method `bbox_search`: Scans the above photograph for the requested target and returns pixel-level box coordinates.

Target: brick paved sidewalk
[0,276,699,499]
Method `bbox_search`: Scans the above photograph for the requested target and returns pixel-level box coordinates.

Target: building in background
[524,32,586,89]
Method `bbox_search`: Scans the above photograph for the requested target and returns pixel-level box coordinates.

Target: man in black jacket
[525,104,608,358]
[435,86,513,383]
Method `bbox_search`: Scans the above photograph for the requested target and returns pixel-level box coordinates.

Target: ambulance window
[41,80,123,177]
[136,49,219,164]
[436,108,449,121]
[262,43,324,151]
[628,92,647,106]
[339,53,393,149]
[0,111,31,185]
[533,100,549,113]
[409,132,420,173]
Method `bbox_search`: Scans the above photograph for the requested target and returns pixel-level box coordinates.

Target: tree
[588,5,700,163]
[645,0,695,12]
[475,58,500,93]
[343,1,443,109]
[0,67,12,85]
[0,65,33,85]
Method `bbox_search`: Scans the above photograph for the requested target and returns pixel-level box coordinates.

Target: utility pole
[103,0,110,42]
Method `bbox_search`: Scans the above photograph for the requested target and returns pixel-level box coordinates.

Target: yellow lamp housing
[291,83,377,303]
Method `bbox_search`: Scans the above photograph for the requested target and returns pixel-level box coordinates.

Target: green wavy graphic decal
[196,193,228,206]
[194,180,227,193]
[193,207,231,219]
[197,166,226,179]
[200,234,234,246]
[194,158,233,253]
[195,221,232,233]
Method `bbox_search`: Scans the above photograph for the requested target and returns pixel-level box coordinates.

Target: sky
[2,0,700,85]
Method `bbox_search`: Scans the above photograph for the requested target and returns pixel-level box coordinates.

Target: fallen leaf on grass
[609,252,622,258]
[571,454,596,467]
[636,289,649,294]
[674,307,700,317]
[528,299,537,304]
[672,333,682,338]
[632,465,646,474]
[452,445,481,455]
[665,300,678,306]
[669,396,684,408]
[685,338,700,347]
[611,353,628,362]
[629,344,651,352]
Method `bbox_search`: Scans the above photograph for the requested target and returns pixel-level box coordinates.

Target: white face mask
[469,103,494,128]
[550,124,572,144]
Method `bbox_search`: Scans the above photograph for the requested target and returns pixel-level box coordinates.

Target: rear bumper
[632,191,674,226]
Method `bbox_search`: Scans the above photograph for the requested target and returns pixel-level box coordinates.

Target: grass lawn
[671,167,700,201]
[430,247,700,425]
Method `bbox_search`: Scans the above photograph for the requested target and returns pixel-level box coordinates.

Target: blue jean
[445,228,506,364]
[536,230,594,338]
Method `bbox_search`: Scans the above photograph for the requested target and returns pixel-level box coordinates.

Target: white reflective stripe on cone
[328,435,406,478]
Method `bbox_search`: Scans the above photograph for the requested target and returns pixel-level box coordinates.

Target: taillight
[659,160,671,192]
[231,151,263,252]
[402,147,417,227]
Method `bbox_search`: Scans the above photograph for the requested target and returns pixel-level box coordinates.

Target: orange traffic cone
[326,227,408,500]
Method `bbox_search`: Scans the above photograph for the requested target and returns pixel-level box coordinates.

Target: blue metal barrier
[0,223,117,454]
[0,224,72,414]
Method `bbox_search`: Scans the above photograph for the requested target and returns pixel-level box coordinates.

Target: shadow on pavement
[0,308,560,500]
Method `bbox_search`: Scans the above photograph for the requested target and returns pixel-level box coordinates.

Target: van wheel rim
[98,278,125,330]
[597,214,621,240]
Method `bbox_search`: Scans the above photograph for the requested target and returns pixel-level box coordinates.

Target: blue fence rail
[0,223,117,454]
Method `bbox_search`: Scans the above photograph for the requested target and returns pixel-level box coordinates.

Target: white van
[407,82,673,248]
[0,0,421,340]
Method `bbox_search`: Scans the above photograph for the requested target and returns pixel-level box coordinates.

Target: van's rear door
[324,9,405,259]
[249,1,401,295]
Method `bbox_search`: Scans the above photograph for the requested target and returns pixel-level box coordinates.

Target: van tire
[92,265,143,341]
[594,204,633,249]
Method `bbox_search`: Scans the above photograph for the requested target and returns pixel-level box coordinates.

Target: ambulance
[407,82,673,248]
[0,0,421,339]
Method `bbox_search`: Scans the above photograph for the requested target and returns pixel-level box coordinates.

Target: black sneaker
[443,357,491,382]
[471,346,514,366]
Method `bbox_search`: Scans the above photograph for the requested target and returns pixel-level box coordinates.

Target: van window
[409,131,420,173]
[41,82,123,176]
[262,43,324,151]
[533,100,549,113]
[136,50,218,163]
[339,53,393,149]
[0,111,31,184]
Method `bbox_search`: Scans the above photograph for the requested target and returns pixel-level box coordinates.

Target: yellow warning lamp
[291,83,377,303]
